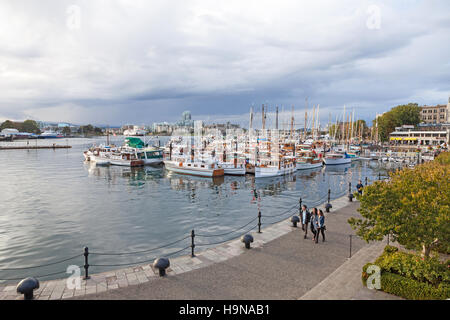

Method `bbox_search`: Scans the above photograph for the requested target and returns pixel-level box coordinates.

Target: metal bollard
[327,189,331,204]
[83,247,90,280]
[348,182,353,202]
[349,235,352,258]
[241,234,254,249]
[290,215,300,227]
[298,197,302,212]
[378,173,381,180]
[365,177,368,186]
[16,277,39,300]
[257,211,262,233]
[191,230,195,257]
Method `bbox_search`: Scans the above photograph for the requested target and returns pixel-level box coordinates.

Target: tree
[62,126,71,136]
[21,120,40,134]
[348,152,450,258]
[0,120,16,131]
[373,103,421,141]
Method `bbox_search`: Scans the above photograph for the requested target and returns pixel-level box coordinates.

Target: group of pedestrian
[299,205,326,243]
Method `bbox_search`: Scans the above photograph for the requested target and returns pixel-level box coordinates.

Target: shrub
[380,271,450,300]
[361,246,450,299]
[374,247,450,286]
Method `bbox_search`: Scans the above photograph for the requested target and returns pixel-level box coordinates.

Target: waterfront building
[420,98,449,124]
[389,125,449,146]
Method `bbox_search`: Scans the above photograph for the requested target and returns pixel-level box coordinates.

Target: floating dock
[0,145,72,150]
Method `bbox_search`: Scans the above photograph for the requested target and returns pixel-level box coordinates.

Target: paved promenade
[1,196,398,300]
[71,198,370,300]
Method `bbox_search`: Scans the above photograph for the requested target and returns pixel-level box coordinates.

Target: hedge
[363,265,450,300]
[362,246,450,300]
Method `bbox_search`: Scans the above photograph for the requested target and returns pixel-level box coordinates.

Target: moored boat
[323,153,352,165]
[164,159,224,177]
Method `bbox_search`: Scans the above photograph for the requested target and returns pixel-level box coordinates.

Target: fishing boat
[109,149,144,167]
[83,146,112,166]
[323,152,352,165]
[124,137,163,165]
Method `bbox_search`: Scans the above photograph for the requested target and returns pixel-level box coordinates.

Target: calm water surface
[0,137,395,282]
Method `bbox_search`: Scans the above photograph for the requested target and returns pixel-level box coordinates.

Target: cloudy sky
[1,0,449,127]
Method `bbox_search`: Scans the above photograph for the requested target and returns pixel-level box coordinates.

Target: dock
[0,145,71,150]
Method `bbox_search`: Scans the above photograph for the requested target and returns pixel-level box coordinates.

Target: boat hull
[164,161,224,177]
[323,157,351,165]
[255,165,296,178]
[109,159,144,167]
[296,162,323,170]
[223,167,246,175]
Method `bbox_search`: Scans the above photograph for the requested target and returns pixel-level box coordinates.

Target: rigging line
[0,254,83,271]
[90,235,191,256]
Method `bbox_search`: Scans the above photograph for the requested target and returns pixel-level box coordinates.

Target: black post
[378,172,381,180]
[298,198,302,214]
[327,189,331,204]
[365,177,368,186]
[83,247,90,280]
[258,211,262,233]
[348,182,351,193]
[349,235,352,258]
[191,230,195,257]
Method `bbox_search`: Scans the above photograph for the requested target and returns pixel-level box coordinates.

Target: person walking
[300,205,311,239]
[356,180,364,195]
[310,207,318,242]
[316,209,326,243]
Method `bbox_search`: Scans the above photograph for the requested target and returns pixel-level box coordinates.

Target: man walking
[300,205,311,239]
[356,180,364,195]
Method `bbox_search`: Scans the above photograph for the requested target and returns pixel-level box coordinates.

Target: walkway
[70,199,370,300]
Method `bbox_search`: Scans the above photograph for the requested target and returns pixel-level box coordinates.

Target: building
[420,98,449,124]
[389,125,449,146]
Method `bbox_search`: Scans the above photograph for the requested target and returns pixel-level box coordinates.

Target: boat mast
[275,105,279,130]
[304,97,308,141]
[290,104,294,141]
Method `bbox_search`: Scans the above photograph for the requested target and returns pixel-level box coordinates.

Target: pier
[0,145,71,150]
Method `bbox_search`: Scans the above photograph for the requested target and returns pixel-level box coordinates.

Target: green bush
[361,245,450,299]
[383,245,399,254]
[381,271,450,300]
[374,247,450,286]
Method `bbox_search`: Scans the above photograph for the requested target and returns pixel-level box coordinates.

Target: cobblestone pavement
[1,196,397,300]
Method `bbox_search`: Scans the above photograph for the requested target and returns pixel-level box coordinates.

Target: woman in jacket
[310,207,318,242]
[315,209,326,243]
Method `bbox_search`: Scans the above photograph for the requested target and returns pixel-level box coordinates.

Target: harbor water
[0,137,397,282]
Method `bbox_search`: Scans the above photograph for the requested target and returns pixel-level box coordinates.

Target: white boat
[296,156,323,170]
[323,153,352,165]
[164,159,224,177]
[218,162,246,175]
[108,148,144,167]
[255,160,296,178]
